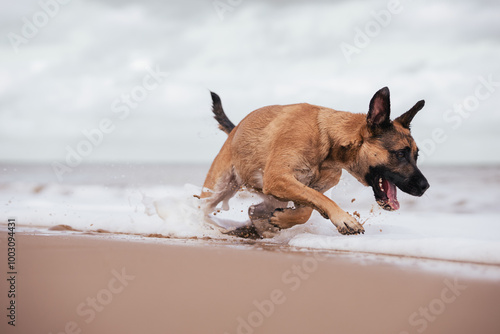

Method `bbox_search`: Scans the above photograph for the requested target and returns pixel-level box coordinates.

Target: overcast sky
[1,0,499,166]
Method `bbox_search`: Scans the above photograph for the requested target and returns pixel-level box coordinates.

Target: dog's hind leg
[269,205,314,230]
[200,166,241,235]
[202,170,239,213]
[225,195,287,239]
[201,139,240,216]
[244,199,313,238]
[247,196,288,238]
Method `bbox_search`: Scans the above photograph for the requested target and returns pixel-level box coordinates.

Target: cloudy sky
[1,0,499,165]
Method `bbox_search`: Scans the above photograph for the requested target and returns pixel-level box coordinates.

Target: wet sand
[1,230,500,334]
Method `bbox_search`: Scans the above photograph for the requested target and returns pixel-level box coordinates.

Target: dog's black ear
[367,87,391,128]
[395,100,425,129]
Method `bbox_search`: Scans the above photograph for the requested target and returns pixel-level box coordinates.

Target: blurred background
[1,0,499,174]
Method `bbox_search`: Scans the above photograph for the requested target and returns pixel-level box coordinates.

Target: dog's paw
[253,219,280,239]
[334,213,365,235]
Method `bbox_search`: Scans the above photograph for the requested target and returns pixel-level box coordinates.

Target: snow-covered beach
[3,164,500,271]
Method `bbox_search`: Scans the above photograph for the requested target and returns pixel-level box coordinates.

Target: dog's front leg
[263,174,364,235]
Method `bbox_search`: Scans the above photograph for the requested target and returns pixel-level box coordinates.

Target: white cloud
[0,0,499,164]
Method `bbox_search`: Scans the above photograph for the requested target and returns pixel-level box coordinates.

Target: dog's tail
[210,91,235,135]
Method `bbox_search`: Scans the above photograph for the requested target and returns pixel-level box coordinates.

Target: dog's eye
[395,150,406,160]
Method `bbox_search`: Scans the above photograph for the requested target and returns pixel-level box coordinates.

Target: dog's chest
[294,167,318,186]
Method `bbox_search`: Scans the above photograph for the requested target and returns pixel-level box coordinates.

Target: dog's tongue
[383,179,400,210]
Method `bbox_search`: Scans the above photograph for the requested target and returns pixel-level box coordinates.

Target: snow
[2,165,500,268]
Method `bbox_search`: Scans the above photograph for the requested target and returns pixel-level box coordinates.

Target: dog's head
[353,87,429,211]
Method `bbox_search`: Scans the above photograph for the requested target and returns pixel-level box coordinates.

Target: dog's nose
[418,177,430,194]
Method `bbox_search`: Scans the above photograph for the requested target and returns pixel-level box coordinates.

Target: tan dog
[201,87,429,238]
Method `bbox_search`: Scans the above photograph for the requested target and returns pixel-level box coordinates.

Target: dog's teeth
[379,178,383,191]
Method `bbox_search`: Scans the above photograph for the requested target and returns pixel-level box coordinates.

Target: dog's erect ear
[367,87,391,128]
[395,100,425,129]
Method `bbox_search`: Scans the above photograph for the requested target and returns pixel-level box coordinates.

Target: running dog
[201,87,429,238]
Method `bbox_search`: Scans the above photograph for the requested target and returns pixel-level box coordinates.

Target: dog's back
[225,103,328,187]
[209,92,359,190]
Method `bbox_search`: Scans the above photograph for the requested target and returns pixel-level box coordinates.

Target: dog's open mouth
[374,177,400,211]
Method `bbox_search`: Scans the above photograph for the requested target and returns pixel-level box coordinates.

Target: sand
[1,229,500,334]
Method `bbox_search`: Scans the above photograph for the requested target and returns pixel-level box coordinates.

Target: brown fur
[201,87,429,238]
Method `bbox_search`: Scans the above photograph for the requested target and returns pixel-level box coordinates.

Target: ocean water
[2,163,500,266]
